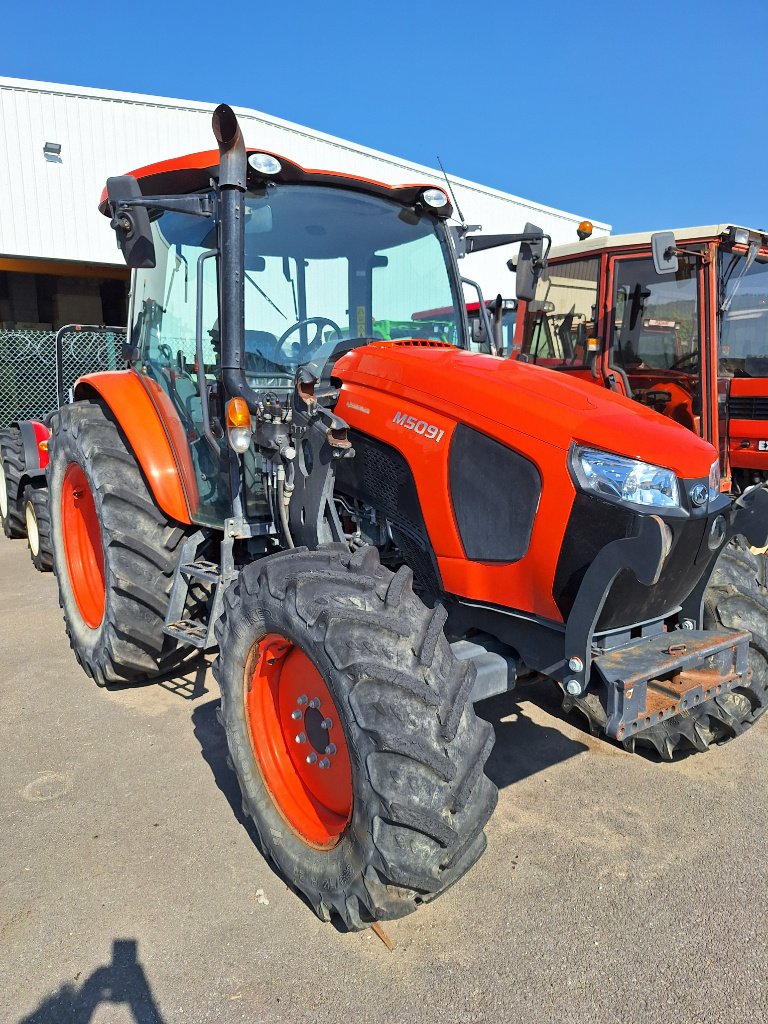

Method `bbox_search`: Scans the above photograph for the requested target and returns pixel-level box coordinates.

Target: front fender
[73,369,197,525]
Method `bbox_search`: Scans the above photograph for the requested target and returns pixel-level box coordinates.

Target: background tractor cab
[414,298,518,356]
[513,224,768,492]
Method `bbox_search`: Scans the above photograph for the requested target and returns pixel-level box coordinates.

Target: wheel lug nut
[309,698,321,709]
[319,758,331,769]
[295,732,306,744]
[325,744,336,755]
[320,717,333,730]
[306,753,318,764]
[297,695,308,706]
[291,709,302,720]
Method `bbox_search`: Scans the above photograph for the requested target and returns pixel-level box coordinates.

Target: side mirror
[651,231,678,275]
[471,317,488,343]
[107,176,156,269]
[515,222,545,303]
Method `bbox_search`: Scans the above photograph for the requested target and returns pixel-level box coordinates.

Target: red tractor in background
[0,416,52,571]
[43,107,768,930]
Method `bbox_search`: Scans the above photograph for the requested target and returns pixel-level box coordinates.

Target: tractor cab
[513,225,768,490]
[108,149,469,527]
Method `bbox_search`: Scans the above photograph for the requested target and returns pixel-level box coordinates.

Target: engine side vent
[449,424,541,562]
[391,339,455,349]
[729,396,768,420]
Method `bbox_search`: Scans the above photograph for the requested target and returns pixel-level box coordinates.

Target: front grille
[729,395,768,420]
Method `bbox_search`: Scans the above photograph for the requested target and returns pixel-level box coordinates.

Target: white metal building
[0,76,609,308]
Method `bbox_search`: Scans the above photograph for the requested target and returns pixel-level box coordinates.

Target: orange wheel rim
[244,633,353,848]
[61,463,105,629]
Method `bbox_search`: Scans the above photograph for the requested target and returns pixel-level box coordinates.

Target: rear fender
[10,420,51,498]
[73,370,198,525]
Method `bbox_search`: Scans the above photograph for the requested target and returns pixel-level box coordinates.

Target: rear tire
[215,544,498,929]
[23,485,53,572]
[49,399,199,685]
[0,427,26,539]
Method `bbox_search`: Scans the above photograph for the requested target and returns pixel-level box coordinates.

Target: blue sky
[4,0,766,234]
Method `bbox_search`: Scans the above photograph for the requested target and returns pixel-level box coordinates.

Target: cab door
[602,248,712,443]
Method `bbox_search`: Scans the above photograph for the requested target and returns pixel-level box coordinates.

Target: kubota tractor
[47,107,768,930]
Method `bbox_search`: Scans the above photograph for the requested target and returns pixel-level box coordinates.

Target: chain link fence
[0,325,126,426]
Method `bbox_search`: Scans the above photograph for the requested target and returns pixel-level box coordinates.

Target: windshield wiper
[721,242,758,313]
[245,271,289,320]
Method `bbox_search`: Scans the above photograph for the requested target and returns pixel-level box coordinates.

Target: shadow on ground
[475,679,589,788]
[18,939,164,1023]
[103,655,211,701]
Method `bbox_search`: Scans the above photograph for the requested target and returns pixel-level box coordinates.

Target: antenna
[437,156,466,224]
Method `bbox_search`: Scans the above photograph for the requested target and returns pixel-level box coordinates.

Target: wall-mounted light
[43,141,62,158]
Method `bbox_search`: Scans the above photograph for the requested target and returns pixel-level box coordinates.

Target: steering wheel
[667,351,699,372]
[277,317,343,361]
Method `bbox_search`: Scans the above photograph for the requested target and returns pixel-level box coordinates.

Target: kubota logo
[392,411,445,443]
[690,483,708,506]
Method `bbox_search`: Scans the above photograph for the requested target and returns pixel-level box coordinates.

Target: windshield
[719,249,768,377]
[241,184,463,384]
[129,185,462,525]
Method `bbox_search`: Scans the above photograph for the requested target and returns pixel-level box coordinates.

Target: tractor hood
[334,342,717,479]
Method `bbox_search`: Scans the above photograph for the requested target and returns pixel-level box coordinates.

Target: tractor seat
[244,330,279,368]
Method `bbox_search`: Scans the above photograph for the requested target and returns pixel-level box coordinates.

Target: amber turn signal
[226,397,252,453]
[226,397,251,429]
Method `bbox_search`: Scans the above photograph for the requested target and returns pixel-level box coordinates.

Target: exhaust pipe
[212,104,260,411]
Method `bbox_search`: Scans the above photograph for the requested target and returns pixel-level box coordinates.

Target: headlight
[573,446,680,509]
[709,459,721,501]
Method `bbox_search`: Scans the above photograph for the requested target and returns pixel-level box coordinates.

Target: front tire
[49,399,198,685]
[215,545,498,929]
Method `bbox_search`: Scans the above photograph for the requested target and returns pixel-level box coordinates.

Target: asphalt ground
[1,534,767,1024]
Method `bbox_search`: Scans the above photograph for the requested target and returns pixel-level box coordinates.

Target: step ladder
[163,532,235,651]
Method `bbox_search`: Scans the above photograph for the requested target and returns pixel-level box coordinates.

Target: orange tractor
[47,108,768,929]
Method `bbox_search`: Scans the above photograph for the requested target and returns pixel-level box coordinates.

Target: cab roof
[98,148,452,218]
[550,224,768,261]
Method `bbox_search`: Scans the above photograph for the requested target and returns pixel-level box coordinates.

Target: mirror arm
[461,277,496,355]
[465,231,551,254]
[449,224,482,259]
[110,194,214,219]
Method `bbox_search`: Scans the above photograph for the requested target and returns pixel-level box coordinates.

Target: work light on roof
[422,188,448,209]
[731,226,750,246]
[248,153,282,176]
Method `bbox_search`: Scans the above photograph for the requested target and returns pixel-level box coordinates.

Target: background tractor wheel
[0,427,26,539]
[703,538,768,726]
[215,544,498,930]
[23,485,53,572]
[49,399,200,686]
